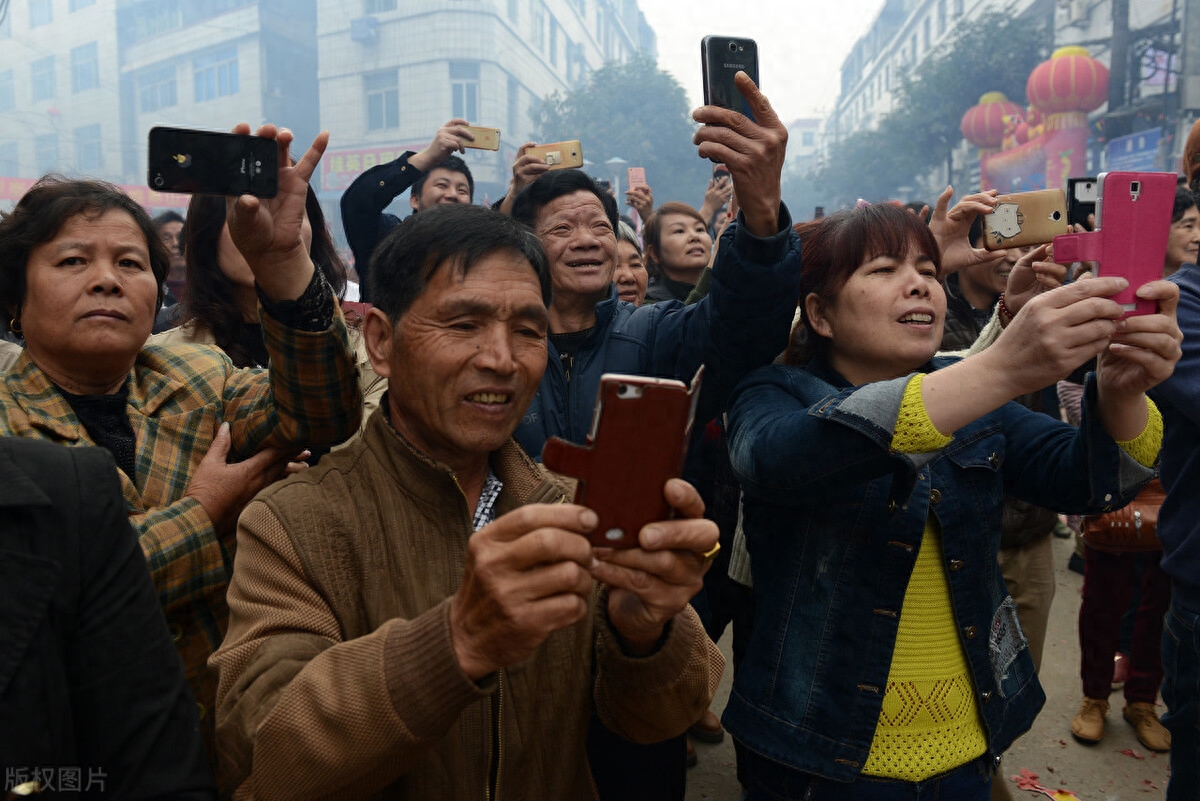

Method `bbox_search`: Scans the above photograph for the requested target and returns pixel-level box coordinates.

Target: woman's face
[652,213,711,274]
[18,209,160,385]
[614,240,648,305]
[216,211,312,289]
[1165,205,1200,275]
[805,245,945,386]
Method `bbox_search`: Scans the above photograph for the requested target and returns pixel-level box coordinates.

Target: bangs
[837,204,942,278]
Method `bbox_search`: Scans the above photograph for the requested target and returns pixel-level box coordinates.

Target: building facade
[314,0,656,205]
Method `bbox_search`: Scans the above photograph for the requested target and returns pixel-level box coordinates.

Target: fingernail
[642,526,662,547]
[580,509,598,529]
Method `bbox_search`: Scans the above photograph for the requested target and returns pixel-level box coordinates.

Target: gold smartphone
[527,140,584,170]
[982,189,1069,250]
[462,125,500,151]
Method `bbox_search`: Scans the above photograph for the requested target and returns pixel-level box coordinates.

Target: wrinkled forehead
[535,190,610,230]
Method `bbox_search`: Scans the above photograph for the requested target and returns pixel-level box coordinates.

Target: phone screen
[148,127,279,197]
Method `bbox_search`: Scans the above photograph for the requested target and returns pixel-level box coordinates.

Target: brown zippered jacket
[211,408,723,800]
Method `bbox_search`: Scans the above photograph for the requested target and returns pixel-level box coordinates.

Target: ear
[644,244,659,266]
[362,307,396,379]
[803,292,834,340]
[409,192,420,213]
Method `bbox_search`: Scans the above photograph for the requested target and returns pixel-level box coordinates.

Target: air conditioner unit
[351,16,379,43]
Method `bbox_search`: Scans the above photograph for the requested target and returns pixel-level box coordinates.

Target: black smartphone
[148,126,278,197]
[701,35,759,122]
[1067,177,1099,231]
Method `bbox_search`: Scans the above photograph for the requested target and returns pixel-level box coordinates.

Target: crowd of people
[0,71,1198,801]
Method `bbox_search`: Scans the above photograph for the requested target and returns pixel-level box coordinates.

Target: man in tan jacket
[211,204,723,800]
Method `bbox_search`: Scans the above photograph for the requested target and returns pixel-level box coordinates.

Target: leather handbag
[1081,479,1165,553]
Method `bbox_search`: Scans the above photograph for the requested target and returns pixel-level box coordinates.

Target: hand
[498,142,552,215]
[589,479,719,655]
[699,175,733,222]
[986,277,1129,397]
[1097,280,1183,401]
[408,118,473,172]
[928,186,1007,275]
[184,423,296,534]
[449,504,597,680]
[225,123,326,303]
[1004,244,1068,316]
[625,184,654,220]
[692,72,788,237]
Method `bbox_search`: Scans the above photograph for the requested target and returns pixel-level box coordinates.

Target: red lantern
[1027,46,1109,115]
[961,92,1024,149]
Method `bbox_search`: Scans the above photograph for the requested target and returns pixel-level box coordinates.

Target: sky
[638,0,887,124]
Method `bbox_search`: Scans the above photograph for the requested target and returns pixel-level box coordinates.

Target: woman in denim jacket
[725,203,1182,800]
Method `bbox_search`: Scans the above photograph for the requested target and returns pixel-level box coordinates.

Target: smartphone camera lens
[728,41,737,53]
[153,175,164,188]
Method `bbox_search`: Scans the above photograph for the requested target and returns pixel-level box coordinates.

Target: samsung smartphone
[982,188,1069,250]
[462,125,501,151]
[1051,171,1176,316]
[526,140,584,170]
[148,126,278,197]
[701,35,759,122]
[1067,177,1099,230]
[627,167,647,189]
[541,370,703,549]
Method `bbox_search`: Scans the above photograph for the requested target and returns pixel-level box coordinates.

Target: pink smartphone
[1051,171,1176,316]
[627,167,647,189]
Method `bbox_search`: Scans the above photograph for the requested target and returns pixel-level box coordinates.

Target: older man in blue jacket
[508,73,801,801]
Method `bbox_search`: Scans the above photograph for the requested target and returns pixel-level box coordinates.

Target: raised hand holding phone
[224,123,326,303]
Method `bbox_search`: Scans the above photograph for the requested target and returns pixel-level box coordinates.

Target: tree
[532,56,711,212]
[817,12,1053,206]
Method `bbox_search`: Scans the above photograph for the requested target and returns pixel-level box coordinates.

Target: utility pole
[1108,0,1130,139]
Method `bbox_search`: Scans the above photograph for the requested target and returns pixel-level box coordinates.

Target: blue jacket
[514,209,802,457]
[1152,262,1200,612]
[724,356,1153,781]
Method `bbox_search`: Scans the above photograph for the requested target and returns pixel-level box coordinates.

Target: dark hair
[642,201,708,278]
[178,186,347,367]
[153,210,185,229]
[370,203,551,322]
[0,176,170,336]
[785,203,941,365]
[1173,185,1197,223]
[410,154,475,203]
[510,169,619,231]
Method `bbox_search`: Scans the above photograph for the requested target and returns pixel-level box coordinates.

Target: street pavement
[685,533,1173,800]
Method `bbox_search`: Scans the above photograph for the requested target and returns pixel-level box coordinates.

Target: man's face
[366,251,548,471]
[411,168,472,212]
[533,190,617,309]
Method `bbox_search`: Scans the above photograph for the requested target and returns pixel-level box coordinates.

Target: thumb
[204,422,232,463]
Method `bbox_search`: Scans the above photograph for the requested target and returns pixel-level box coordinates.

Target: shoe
[1123,702,1171,752]
[1070,697,1109,744]
[685,738,698,768]
[1184,118,1200,189]
[688,708,725,744]
[1053,518,1072,539]
[1068,552,1085,575]
[1111,652,1128,692]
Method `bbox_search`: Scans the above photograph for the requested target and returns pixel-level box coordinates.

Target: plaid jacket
[0,307,361,762]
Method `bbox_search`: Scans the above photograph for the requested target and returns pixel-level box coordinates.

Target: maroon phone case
[541,370,703,548]
[1052,171,1176,316]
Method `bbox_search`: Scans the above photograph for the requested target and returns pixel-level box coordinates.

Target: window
[34,133,58,175]
[75,124,102,172]
[194,47,239,102]
[29,0,52,27]
[549,19,558,66]
[138,66,177,112]
[937,0,946,34]
[70,0,97,10]
[0,142,17,176]
[451,62,479,123]
[129,0,180,40]
[802,131,815,147]
[953,0,963,14]
[31,56,55,102]
[507,75,519,136]
[0,70,14,110]
[507,0,518,21]
[365,0,396,11]
[71,42,99,93]
[530,0,545,52]
[923,16,931,49]
[365,71,398,130]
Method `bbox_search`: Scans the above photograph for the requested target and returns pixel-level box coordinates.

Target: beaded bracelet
[997,292,1014,327]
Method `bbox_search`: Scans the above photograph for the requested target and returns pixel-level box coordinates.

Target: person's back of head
[370,203,551,322]
[510,169,619,231]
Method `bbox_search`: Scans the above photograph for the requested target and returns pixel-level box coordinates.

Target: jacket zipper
[489,671,504,801]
